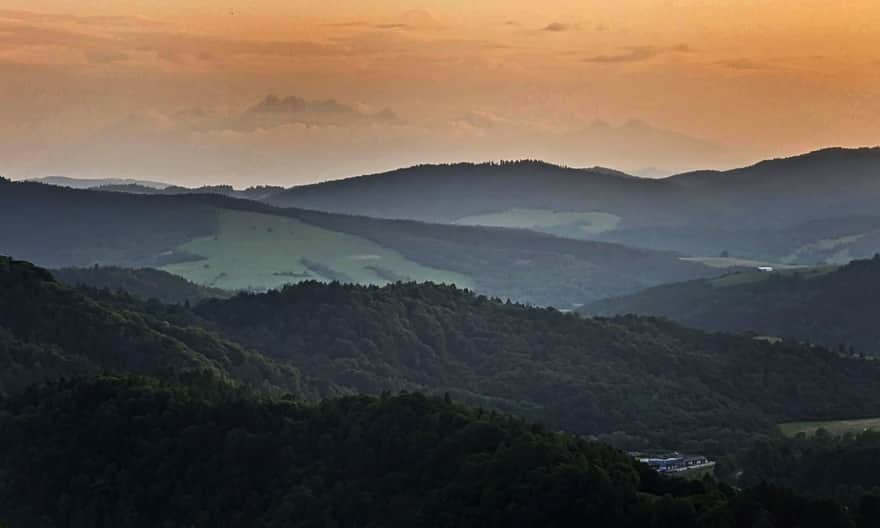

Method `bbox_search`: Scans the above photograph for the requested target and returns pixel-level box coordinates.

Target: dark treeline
[54,265,231,305]
[0,375,874,528]
[720,430,880,500]
[585,255,880,355]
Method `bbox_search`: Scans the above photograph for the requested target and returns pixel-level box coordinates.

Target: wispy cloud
[0,9,167,29]
[542,22,570,32]
[234,95,400,130]
[585,44,691,64]
[85,49,129,64]
[716,58,769,71]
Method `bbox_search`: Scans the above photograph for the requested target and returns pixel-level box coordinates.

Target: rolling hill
[266,160,685,228]
[190,279,880,454]
[0,257,306,396]
[583,256,880,355]
[7,257,880,455]
[0,179,715,307]
[264,149,880,264]
[53,266,231,304]
[26,175,171,189]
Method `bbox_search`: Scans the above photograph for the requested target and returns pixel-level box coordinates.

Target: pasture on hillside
[455,208,621,237]
[779,417,880,437]
[162,210,472,291]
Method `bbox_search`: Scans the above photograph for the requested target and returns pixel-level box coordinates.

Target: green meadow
[455,208,621,236]
[779,417,880,437]
[162,209,472,291]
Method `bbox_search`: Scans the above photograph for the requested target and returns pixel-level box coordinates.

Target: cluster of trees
[585,255,880,355]
[720,429,880,499]
[0,257,306,396]
[0,374,874,528]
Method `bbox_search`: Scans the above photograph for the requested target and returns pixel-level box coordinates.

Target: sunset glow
[3,0,880,184]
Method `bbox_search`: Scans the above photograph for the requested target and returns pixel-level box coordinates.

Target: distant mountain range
[27,176,171,190]
[25,147,880,267]
[264,148,880,264]
[583,256,880,356]
[0,179,715,307]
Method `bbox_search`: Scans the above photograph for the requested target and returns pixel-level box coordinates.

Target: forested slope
[193,281,880,453]
[584,256,880,355]
[54,266,230,304]
[720,429,880,501]
[0,257,305,396]
[0,375,871,528]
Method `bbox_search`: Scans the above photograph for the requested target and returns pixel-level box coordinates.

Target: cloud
[717,58,769,71]
[234,95,400,130]
[121,32,345,62]
[374,23,412,30]
[585,44,691,64]
[0,9,166,29]
[85,49,128,64]
[0,21,106,49]
[542,22,570,32]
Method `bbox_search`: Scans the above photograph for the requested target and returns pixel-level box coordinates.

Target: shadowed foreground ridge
[0,375,872,528]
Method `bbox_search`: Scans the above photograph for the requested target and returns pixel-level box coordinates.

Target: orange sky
[2,1,880,185]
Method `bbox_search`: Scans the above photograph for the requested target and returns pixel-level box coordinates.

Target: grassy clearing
[779,417,880,437]
[675,465,716,481]
[680,257,804,270]
[162,209,472,291]
[706,265,838,288]
[455,208,621,235]
[783,233,868,264]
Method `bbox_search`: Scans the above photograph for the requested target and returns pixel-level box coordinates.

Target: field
[779,417,880,437]
[162,209,473,291]
[680,256,804,270]
[675,464,717,481]
[455,208,621,236]
[783,233,869,264]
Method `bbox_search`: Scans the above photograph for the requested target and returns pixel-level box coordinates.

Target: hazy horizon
[4,1,880,186]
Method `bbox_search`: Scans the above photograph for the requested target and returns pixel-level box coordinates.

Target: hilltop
[0,257,305,396]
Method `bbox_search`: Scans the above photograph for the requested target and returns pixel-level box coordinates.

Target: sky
[2,0,880,186]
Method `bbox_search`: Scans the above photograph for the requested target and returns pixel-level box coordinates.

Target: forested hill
[0,179,715,307]
[0,375,872,528]
[7,256,880,454]
[191,280,880,453]
[583,256,880,355]
[266,160,682,224]
[262,150,880,264]
[266,149,880,227]
[54,266,230,304]
[0,257,305,396]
